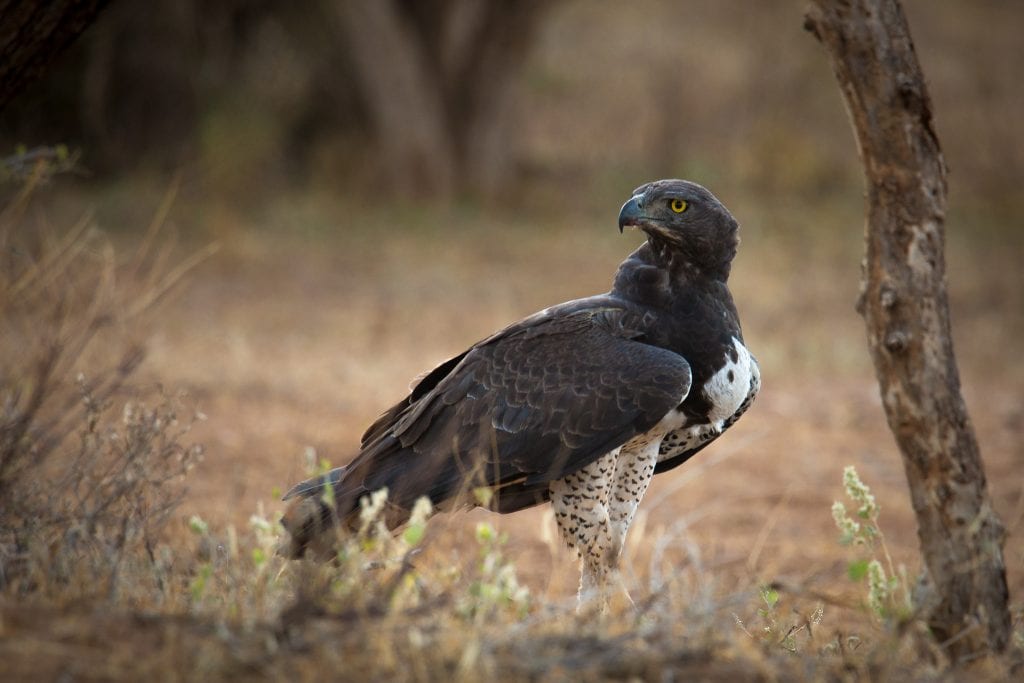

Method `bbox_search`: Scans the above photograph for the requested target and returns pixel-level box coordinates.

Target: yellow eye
[670,198,688,213]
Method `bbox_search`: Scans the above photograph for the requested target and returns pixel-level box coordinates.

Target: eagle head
[618,179,739,279]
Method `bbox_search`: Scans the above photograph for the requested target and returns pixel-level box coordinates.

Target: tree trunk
[332,0,550,199]
[0,0,110,112]
[804,0,1010,663]
[439,0,549,197]
[334,0,456,199]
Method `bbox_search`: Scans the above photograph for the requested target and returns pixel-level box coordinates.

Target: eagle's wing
[287,302,691,519]
[358,348,471,447]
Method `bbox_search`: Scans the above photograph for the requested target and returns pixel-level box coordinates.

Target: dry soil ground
[3,188,1022,680]
[137,197,1023,615]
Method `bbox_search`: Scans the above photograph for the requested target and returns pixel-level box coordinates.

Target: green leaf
[403,522,425,546]
[189,563,213,601]
[847,559,870,581]
[760,586,779,607]
[188,514,208,536]
[473,487,494,508]
[475,522,495,544]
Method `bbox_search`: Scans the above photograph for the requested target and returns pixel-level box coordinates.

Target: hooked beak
[617,195,645,233]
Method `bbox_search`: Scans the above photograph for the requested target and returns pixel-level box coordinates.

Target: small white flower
[832,500,860,542]
[867,559,888,616]
[359,487,389,532]
[249,514,272,535]
[408,496,433,527]
[843,465,878,520]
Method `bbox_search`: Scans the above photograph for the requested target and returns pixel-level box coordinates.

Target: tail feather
[281,466,347,501]
[279,466,351,559]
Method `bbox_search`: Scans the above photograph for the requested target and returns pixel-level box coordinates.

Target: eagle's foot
[577,563,636,617]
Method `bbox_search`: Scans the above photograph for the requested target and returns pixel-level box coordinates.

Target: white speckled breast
[657,337,759,463]
[703,337,754,427]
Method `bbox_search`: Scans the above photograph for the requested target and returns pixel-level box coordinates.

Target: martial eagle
[281,179,760,604]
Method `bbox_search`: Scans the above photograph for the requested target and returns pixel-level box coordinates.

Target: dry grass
[1,171,1022,681]
[2,3,1022,673]
[0,176,218,616]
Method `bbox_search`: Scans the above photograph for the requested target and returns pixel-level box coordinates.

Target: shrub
[0,165,204,601]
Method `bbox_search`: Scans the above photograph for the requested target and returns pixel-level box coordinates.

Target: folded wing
[285,304,692,522]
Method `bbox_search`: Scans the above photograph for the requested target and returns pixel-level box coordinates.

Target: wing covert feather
[342,307,692,512]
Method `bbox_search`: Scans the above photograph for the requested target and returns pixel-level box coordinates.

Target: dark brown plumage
[281,179,759,606]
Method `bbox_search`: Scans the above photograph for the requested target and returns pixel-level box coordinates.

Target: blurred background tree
[2,0,556,200]
[1,3,1022,676]
[334,0,553,199]
[2,0,1020,216]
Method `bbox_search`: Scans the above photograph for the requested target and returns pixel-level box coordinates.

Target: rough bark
[0,0,111,112]
[804,0,1010,663]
